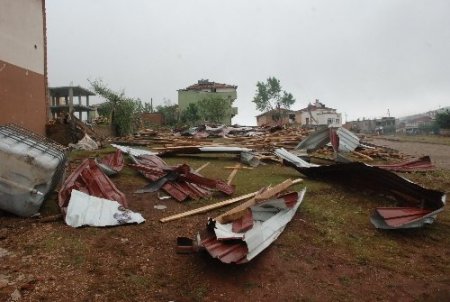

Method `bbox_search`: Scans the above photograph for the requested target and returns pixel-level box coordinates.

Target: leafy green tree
[156,104,179,126]
[180,103,201,125]
[90,79,141,136]
[252,77,295,121]
[198,96,231,124]
[435,110,450,129]
[135,100,153,114]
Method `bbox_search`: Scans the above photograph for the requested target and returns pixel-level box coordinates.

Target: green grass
[58,145,450,290]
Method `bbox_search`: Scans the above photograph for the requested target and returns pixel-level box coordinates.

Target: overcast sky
[46,0,450,125]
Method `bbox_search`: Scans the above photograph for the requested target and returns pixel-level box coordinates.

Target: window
[327,118,333,125]
[288,114,295,123]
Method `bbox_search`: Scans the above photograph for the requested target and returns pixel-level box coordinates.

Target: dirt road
[367,137,450,170]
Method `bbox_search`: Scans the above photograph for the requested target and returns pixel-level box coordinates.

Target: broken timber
[160,178,303,223]
[215,178,301,224]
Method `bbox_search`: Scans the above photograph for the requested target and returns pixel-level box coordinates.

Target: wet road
[368,138,450,170]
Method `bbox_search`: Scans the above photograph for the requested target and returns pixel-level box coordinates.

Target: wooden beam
[226,164,240,185]
[215,178,303,224]
[159,191,258,223]
[195,162,210,173]
[159,178,303,223]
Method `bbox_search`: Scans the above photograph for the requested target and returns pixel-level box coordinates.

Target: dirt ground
[1,141,450,301]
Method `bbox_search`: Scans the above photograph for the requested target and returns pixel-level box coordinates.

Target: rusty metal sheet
[373,156,434,172]
[58,158,127,214]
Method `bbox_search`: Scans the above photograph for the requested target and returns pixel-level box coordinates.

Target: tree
[180,103,201,125]
[90,79,141,136]
[435,110,450,129]
[252,77,295,116]
[198,96,231,124]
[156,104,179,126]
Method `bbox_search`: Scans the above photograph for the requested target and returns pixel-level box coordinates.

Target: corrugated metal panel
[58,159,127,214]
[0,124,67,216]
[373,156,434,172]
[129,154,234,202]
[274,148,319,168]
[370,207,443,229]
[111,144,157,157]
[336,127,360,152]
[200,189,306,264]
[96,149,124,175]
[295,127,329,151]
[281,157,446,229]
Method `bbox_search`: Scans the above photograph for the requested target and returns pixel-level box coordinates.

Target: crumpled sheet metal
[336,127,360,152]
[0,124,67,217]
[280,150,445,229]
[158,146,253,156]
[65,190,144,228]
[295,127,360,153]
[96,149,125,176]
[370,207,440,229]
[373,156,434,172]
[295,127,329,151]
[58,158,127,214]
[129,154,234,202]
[198,189,306,264]
[274,148,319,168]
[111,144,157,157]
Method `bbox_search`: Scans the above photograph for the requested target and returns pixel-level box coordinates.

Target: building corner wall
[0,0,47,135]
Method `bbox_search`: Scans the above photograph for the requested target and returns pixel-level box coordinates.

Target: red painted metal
[129,155,234,202]
[201,231,249,264]
[375,207,432,227]
[58,158,127,214]
[232,209,254,233]
[373,156,434,172]
[100,149,124,172]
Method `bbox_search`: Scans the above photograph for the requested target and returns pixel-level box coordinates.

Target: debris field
[1,124,449,301]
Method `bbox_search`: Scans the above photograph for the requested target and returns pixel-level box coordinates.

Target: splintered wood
[110,126,310,151]
[214,178,303,224]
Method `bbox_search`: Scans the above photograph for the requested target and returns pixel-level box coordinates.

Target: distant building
[397,116,433,134]
[178,79,238,125]
[296,99,342,127]
[0,0,48,135]
[346,117,396,134]
[256,108,296,127]
[49,86,95,121]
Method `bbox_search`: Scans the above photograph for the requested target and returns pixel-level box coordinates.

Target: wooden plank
[159,178,303,223]
[195,162,210,173]
[159,191,258,223]
[226,164,240,185]
[214,178,303,224]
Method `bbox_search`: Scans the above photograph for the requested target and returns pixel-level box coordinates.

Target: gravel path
[368,138,450,170]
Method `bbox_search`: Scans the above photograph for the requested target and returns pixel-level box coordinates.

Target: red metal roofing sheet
[129,155,234,202]
[58,159,127,214]
[375,207,432,227]
[373,156,434,172]
[232,209,253,233]
[100,149,124,172]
